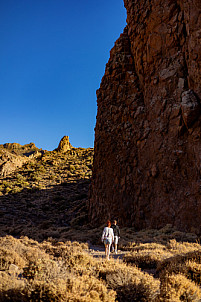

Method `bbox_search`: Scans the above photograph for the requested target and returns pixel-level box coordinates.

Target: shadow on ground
[0,179,90,241]
[88,244,127,260]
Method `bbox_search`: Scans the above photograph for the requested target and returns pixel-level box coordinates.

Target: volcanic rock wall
[89,0,201,233]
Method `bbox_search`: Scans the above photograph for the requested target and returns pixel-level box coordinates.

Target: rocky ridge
[0,143,43,177]
[90,0,201,233]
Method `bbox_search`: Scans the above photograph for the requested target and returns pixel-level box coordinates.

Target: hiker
[101,220,114,260]
[111,220,120,254]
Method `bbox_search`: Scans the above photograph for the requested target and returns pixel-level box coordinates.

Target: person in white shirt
[101,220,114,260]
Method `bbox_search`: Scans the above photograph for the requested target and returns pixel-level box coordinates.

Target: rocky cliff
[89,0,201,233]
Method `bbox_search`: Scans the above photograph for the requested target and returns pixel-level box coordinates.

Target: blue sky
[0,0,126,150]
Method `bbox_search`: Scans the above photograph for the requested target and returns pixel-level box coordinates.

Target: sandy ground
[88,244,127,261]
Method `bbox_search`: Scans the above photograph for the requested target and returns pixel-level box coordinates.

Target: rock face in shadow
[89,0,201,233]
[0,142,93,240]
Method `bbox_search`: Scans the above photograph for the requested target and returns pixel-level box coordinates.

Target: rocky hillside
[1,138,201,301]
[0,142,43,177]
[90,0,201,233]
[0,137,93,241]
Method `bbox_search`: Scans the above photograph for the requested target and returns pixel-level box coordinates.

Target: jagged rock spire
[57,136,72,152]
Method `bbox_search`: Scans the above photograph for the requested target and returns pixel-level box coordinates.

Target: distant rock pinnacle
[57,136,72,152]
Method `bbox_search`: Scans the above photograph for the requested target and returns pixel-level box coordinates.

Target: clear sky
[0,0,126,150]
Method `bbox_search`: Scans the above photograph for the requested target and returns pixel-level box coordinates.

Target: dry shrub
[0,271,27,302]
[158,273,201,301]
[157,250,201,284]
[23,275,116,302]
[0,247,26,270]
[155,245,201,301]
[123,239,201,272]
[185,261,201,284]
[97,260,160,301]
[1,235,201,301]
[0,236,115,302]
[119,225,198,248]
[0,235,160,302]
[123,248,173,269]
[121,242,166,252]
[43,243,160,301]
[123,242,173,270]
[121,239,201,301]
[0,235,46,270]
[166,239,201,254]
[133,243,167,251]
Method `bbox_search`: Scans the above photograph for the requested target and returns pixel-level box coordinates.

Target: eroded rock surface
[90,0,201,233]
[56,136,72,152]
[0,150,27,177]
[0,143,43,177]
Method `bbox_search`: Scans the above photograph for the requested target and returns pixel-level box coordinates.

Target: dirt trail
[88,245,156,276]
[88,245,127,261]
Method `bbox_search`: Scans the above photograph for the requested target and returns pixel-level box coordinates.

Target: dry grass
[0,235,160,302]
[119,224,198,248]
[0,147,93,194]
[1,235,201,301]
[122,238,201,301]
[158,273,201,301]
[0,236,115,302]
[97,261,159,302]
[0,146,93,241]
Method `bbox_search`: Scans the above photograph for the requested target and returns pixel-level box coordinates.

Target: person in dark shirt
[111,220,120,254]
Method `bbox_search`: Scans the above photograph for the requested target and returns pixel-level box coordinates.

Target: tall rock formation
[56,136,72,152]
[89,0,201,233]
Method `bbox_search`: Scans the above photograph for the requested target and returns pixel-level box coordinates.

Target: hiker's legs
[107,239,113,259]
[114,236,118,253]
[104,244,107,256]
[108,244,111,259]
[104,240,112,259]
[115,243,117,253]
[105,244,109,259]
